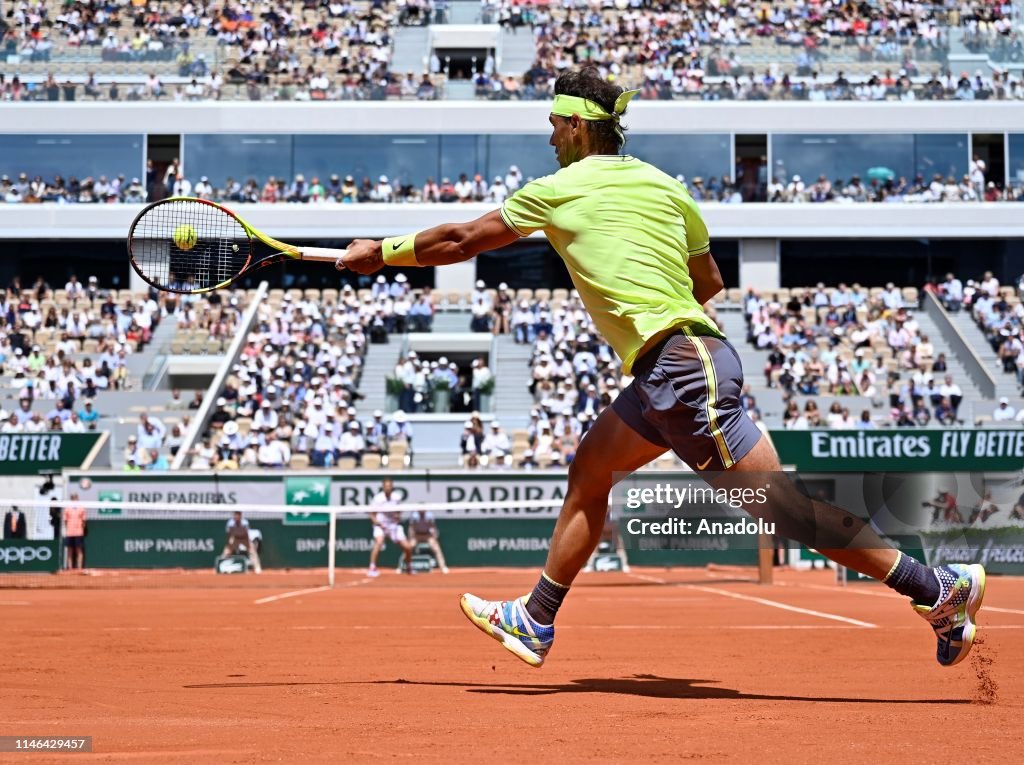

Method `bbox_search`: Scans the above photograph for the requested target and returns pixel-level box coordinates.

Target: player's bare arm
[338,210,519,274]
[689,252,725,305]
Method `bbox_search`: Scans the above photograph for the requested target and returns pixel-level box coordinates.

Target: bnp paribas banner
[332,473,566,519]
[74,474,287,518]
[770,429,1024,473]
[72,473,566,519]
[0,433,101,475]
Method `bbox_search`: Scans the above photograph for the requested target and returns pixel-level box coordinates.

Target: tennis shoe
[460,593,554,668]
[912,563,986,667]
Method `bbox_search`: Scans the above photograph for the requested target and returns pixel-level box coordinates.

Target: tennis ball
[173,223,198,251]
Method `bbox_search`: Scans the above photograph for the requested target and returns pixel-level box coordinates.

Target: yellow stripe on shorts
[683,327,735,469]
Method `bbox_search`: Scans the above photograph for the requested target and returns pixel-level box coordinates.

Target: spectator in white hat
[372,174,394,202]
[505,164,522,192]
[387,409,413,444]
[993,397,1017,421]
[482,421,511,459]
[337,421,366,466]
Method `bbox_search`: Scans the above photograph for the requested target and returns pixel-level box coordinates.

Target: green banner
[0,539,60,573]
[920,527,1024,575]
[625,529,759,567]
[283,476,331,525]
[84,518,557,569]
[0,433,101,475]
[770,430,1024,472]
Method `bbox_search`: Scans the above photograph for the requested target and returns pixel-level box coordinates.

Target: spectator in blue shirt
[78,400,99,430]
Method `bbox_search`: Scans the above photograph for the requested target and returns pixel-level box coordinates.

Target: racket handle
[300,246,348,263]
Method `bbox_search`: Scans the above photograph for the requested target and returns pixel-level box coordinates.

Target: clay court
[3,567,1021,763]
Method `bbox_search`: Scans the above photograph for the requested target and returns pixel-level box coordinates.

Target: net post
[757,532,773,585]
[327,507,337,588]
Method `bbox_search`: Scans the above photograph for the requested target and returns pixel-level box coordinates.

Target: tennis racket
[127,197,347,294]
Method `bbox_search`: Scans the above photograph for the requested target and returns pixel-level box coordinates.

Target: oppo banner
[0,540,60,573]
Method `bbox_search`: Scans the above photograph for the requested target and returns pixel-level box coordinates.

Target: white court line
[253,585,332,605]
[253,577,371,605]
[628,572,877,628]
[91,623,1022,632]
[777,581,900,599]
[0,600,31,606]
[984,606,1024,615]
[782,582,1024,616]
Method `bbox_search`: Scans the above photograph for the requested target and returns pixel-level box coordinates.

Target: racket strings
[130,200,251,292]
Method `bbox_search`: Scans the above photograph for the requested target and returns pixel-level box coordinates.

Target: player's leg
[248,545,262,574]
[390,526,413,572]
[713,435,899,580]
[541,406,666,587]
[368,527,384,576]
[685,332,986,666]
[428,536,449,573]
[460,400,666,666]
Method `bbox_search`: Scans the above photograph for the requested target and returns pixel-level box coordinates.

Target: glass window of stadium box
[770,134,968,187]
[0,135,144,183]
[181,134,732,189]
[625,134,733,186]
[180,135,293,182]
[1009,134,1024,189]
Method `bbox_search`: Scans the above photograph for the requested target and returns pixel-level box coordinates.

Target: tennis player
[367,479,414,577]
[338,67,985,669]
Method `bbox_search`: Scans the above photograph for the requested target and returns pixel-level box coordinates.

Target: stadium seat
[387,442,408,468]
[337,457,358,470]
[289,454,310,469]
[534,288,551,302]
[362,454,382,470]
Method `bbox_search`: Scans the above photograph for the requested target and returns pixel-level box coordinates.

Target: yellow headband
[550,90,641,142]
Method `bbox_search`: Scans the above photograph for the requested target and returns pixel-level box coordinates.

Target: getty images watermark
[618,480,775,547]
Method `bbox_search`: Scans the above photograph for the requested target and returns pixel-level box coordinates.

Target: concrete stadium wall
[4,101,1024,135]
[2,201,1022,240]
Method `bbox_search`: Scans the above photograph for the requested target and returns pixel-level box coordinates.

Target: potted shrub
[431,377,451,413]
[476,376,495,413]
[385,376,405,412]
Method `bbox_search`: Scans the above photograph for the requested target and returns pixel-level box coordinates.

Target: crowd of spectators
[933,270,1024,395]
[3,0,189,64]
[763,155,1024,204]
[0,275,164,437]
[472,65,1024,103]
[0,161,529,205]
[2,0,408,101]
[745,283,973,429]
[495,0,1021,100]
[0,69,442,102]
[189,275,444,469]
[458,282,629,468]
[5,160,1022,206]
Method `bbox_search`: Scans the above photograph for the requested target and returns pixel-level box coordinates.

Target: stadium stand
[3,166,1023,204]
[934,270,1024,402]
[0,276,219,468]
[728,281,1014,429]
[0,0,447,101]
[4,0,1022,102]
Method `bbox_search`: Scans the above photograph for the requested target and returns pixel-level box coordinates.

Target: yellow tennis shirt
[499,154,723,375]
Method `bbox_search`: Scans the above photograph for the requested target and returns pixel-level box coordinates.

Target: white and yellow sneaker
[460,593,554,668]
[912,563,986,667]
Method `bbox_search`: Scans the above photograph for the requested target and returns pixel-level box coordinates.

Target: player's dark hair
[553,67,628,152]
